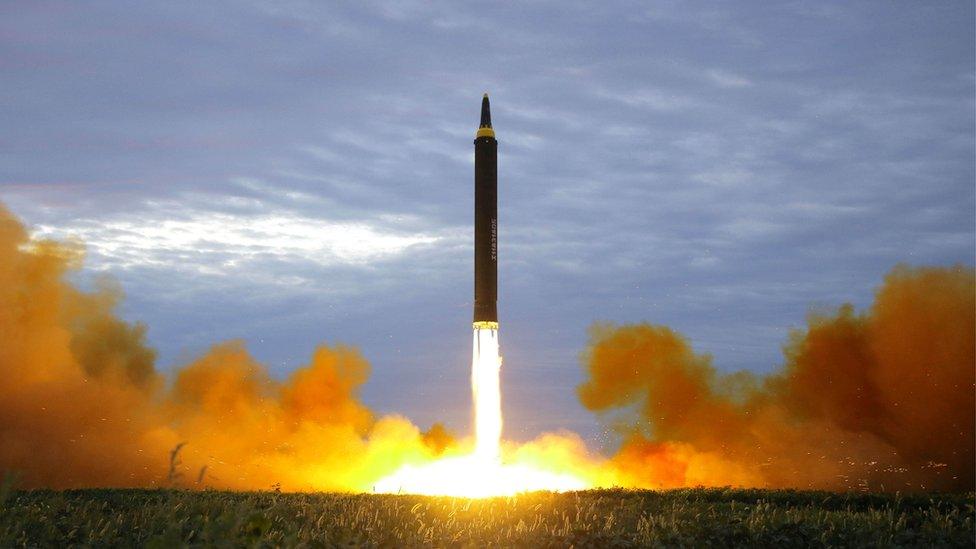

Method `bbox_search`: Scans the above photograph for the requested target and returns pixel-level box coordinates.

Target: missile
[473,93,498,328]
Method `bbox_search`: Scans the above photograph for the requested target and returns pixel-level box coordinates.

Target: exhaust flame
[374,325,589,496]
[472,327,501,463]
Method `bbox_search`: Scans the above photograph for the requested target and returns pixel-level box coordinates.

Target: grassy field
[0,487,972,547]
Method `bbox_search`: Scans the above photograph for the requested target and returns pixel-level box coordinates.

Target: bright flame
[373,454,586,498]
[374,325,590,497]
[472,327,502,463]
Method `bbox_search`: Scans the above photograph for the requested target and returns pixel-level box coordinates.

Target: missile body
[473,94,498,327]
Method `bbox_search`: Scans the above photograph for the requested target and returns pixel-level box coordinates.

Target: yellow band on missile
[472,321,499,330]
[476,127,495,138]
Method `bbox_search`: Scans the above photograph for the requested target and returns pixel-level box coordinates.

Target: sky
[1,1,973,444]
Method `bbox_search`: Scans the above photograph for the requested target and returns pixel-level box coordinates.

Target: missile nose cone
[475,94,495,139]
[480,94,492,128]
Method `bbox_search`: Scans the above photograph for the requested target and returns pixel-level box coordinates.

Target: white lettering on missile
[490,218,497,261]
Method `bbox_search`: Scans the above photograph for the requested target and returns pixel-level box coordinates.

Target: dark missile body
[473,94,497,324]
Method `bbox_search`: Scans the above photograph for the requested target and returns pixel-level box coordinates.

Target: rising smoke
[0,202,972,492]
[579,265,974,491]
[0,203,452,490]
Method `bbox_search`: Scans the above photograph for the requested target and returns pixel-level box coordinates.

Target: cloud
[32,208,442,275]
[705,69,753,89]
[593,87,699,112]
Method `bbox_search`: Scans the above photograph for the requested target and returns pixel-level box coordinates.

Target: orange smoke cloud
[579,265,975,491]
[1,199,972,493]
[0,203,449,490]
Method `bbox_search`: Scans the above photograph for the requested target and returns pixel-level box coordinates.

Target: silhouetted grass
[0,487,972,546]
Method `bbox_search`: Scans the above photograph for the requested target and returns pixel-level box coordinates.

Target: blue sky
[1,1,973,443]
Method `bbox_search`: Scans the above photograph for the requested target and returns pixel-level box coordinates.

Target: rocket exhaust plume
[472,328,502,463]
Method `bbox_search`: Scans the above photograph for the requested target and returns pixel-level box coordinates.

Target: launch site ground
[1,488,972,547]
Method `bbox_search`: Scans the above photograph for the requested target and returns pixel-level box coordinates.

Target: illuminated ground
[1,488,972,546]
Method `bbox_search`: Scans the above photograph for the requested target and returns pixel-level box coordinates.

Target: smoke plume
[579,265,975,491]
[1,200,972,493]
[0,203,452,490]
